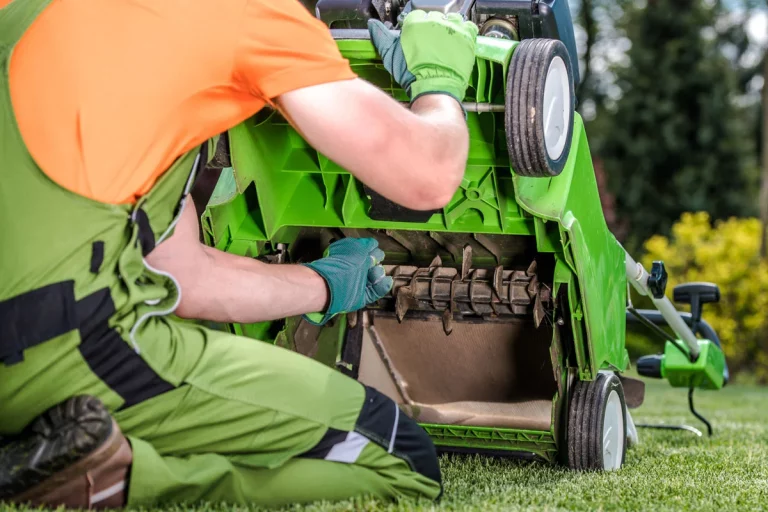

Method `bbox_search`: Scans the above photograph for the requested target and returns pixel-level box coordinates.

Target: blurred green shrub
[624,328,663,365]
[635,212,768,381]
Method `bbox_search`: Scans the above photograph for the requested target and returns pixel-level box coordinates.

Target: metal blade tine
[461,244,473,280]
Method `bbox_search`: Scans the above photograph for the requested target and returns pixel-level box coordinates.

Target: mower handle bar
[330,29,379,39]
[625,252,701,360]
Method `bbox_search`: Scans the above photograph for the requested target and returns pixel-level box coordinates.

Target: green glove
[368,10,478,105]
[303,238,394,326]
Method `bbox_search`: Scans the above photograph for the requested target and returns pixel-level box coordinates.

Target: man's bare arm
[154,83,470,322]
[276,78,469,211]
[146,203,328,323]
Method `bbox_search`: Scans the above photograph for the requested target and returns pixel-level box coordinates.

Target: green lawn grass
[8,378,768,512]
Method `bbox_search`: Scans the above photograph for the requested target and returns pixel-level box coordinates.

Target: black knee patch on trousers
[355,386,442,487]
[297,427,348,460]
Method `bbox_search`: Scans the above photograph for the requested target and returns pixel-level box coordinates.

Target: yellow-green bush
[639,212,768,380]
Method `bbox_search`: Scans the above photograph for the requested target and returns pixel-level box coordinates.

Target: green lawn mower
[198,0,728,471]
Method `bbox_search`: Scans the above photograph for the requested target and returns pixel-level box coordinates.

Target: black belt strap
[76,288,174,409]
[134,207,156,256]
[0,281,78,365]
[0,281,174,408]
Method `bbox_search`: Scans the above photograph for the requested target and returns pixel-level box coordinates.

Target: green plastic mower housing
[663,339,726,390]
[201,35,634,463]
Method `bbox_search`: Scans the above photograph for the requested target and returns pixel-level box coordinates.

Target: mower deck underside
[359,314,556,431]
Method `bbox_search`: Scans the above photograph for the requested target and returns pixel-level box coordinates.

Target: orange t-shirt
[7,0,356,204]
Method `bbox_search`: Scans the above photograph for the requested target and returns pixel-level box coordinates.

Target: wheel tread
[566,373,627,472]
[567,380,584,469]
[505,38,575,178]
[586,372,607,469]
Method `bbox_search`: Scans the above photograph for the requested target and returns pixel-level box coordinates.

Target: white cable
[126,151,199,353]
[128,259,183,354]
[156,151,200,245]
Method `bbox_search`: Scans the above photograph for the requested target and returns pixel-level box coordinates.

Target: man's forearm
[277,78,468,210]
[362,91,469,209]
[172,245,329,324]
[407,93,469,191]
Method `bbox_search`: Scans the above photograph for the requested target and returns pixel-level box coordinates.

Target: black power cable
[626,307,690,357]
[635,387,713,437]
[688,387,713,436]
[626,307,717,437]
[627,306,673,344]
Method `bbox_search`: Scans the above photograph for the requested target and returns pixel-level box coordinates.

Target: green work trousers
[0,319,442,507]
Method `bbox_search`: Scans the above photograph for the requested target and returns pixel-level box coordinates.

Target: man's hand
[368,10,478,106]
[303,238,393,325]
[146,204,392,325]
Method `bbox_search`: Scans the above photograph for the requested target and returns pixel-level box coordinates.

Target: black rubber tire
[505,38,575,177]
[566,372,627,471]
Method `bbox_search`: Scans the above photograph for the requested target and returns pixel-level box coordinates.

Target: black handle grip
[637,354,664,379]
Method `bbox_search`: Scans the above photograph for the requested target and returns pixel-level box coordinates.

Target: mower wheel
[505,38,575,177]
[567,372,627,471]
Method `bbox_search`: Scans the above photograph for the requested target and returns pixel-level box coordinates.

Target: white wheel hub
[602,390,625,470]
[542,56,571,161]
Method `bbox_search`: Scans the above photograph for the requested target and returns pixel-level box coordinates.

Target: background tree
[571,0,633,238]
[759,51,767,255]
[591,0,759,251]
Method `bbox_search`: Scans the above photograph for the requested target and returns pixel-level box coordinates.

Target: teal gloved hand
[303,238,394,326]
[368,10,478,105]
